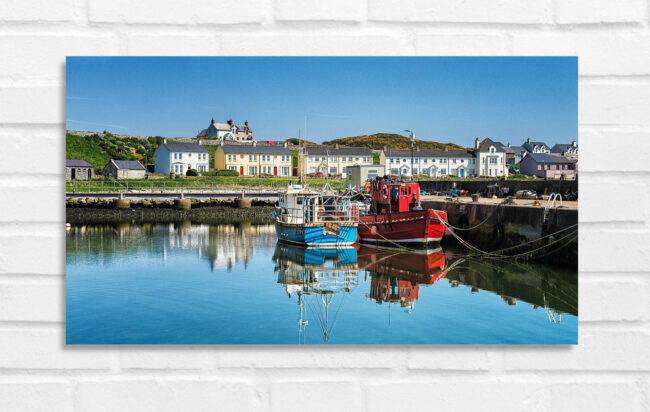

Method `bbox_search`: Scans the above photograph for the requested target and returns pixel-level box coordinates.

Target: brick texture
[1,0,649,411]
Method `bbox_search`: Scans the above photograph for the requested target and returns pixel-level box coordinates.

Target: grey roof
[385,149,474,158]
[112,160,145,170]
[197,129,207,137]
[525,153,575,164]
[220,144,291,155]
[160,142,209,153]
[503,145,527,155]
[66,159,93,168]
[235,124,251,133]
[477,138,506,153]
[304,146,372,156]
[550,143,576,153]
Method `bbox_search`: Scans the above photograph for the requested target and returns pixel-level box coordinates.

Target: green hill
[66,132,163,170]
[322,133,465,150]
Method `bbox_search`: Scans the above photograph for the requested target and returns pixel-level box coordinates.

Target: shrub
[186,168,198,176]
[216,169,240,176]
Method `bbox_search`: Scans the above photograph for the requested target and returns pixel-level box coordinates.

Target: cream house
[300,146,373,176]
[474,138,508,177]
[215,143,292,176]
[197,118,252,141]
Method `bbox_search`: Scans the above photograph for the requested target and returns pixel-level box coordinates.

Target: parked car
[515,189,537,199]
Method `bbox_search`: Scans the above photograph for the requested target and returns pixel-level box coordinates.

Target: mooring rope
[433,210,577,260]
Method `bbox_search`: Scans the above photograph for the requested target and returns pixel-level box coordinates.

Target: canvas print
[65,57,578,344]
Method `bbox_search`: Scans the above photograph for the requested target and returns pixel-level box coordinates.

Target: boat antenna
[405,129,415,181]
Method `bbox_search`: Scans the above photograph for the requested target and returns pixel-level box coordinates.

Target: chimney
[507,143,511,147]
[211,117,215,124]
[445,146,448,152]
[163,138,168,144]
[474,138,480,149]
[416,146,420,152]
[383,145,387,152]
[252,141,257,147]
[572,140,577,147]
[335,143,339,149]
[283,142,288,148]
[227,119,233,126]
[197,138,202,145]
[245,120,248,127]
[527,137,531,144]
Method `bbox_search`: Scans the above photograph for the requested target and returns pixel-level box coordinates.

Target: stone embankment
[66,198,274,224]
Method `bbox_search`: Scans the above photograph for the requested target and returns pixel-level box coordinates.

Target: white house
[197,118,252,141]
[474,138,508,177]
[381,148,477,178]
[154,139,210,175]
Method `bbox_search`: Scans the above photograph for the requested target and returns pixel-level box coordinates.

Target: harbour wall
[422,200,578,267]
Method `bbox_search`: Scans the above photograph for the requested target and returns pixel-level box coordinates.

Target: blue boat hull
[274,220,358,247]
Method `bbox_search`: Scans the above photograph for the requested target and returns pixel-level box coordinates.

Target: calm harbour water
[66,222,578,345]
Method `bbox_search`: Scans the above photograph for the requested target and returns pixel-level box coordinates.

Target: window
[254,155,257,161]
[453,159,456,164]
[249,155,252,161]
[179,153,182,159]
[229,166,237,171]
[174,153,178,160]
[490,158,497,164]
[348,157,353,162]
[282,167,289,176]
[391,168,398,175]
[309,156,313,161]
[249,166,257,175]
[309,167,316,173]
[330,167,337,174]
[442,168,446,174]
[355,157,359,161]
[368,169,378,179]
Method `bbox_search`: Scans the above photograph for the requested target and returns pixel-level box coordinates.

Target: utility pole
[405,129,415,180]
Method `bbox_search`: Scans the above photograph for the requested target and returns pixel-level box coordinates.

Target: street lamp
[405,129,415,179]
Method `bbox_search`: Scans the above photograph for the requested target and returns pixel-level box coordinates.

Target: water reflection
[66,222,578,344]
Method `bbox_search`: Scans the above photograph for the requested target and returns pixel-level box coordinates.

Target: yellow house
[215,143,293,176]
[299,146,373,176]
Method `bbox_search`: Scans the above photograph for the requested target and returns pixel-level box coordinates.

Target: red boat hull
[358,209,447,245]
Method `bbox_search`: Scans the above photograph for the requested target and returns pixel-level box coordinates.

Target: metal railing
[276,202,360,225]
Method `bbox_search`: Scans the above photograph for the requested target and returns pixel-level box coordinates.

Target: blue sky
[66,57,577,147]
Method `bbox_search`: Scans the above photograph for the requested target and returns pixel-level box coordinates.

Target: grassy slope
[66,134,111,170]
[323,133,466,150]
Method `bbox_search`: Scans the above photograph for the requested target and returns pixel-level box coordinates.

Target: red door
[240,166,244,176]
[273,166,277,176]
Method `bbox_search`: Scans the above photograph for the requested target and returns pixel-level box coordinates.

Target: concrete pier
[422,198,578,267]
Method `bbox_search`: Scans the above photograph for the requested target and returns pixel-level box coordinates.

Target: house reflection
[273,243,359,343]
[66,222,276,272]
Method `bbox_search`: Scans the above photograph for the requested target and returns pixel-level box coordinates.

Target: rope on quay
[439,200,505,231]
[433,210,577,260]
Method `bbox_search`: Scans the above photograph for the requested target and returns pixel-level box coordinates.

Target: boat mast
[405,129,415,180]
[323,149,332,193]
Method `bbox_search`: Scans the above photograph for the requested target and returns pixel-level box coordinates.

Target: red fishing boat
[357,178,447,245]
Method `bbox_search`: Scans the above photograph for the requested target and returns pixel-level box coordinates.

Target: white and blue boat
[272,184,359,247]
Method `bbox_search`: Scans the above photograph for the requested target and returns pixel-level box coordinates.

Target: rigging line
[442,202,504,231]
[434,209,577,258]
[481,229,578,260]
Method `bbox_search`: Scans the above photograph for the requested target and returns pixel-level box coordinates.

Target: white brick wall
[1,0,649,410]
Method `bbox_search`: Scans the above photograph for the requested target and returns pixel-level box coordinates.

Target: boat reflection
[273,244,359,343]
[357,245,448,313]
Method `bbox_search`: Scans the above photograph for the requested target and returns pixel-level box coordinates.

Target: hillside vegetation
[322,133,466,150]
[66,132,163,170]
